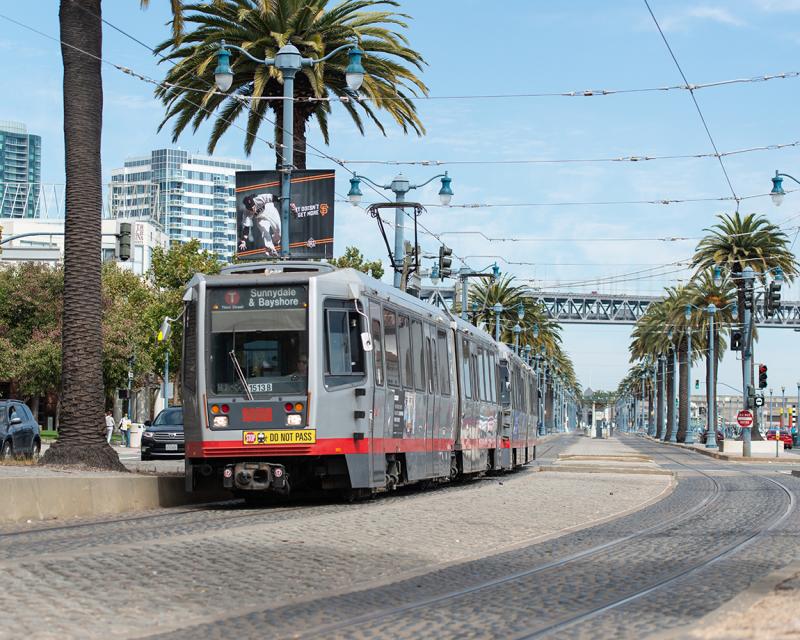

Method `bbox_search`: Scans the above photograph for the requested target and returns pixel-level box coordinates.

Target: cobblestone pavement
[0,435,661,638]
[2,434,798,639]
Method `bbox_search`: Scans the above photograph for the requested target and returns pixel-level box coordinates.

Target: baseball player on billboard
[239,192,282,256]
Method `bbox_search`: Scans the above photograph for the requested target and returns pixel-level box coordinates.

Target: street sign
[754,395,765,408]
[737,409,754,429]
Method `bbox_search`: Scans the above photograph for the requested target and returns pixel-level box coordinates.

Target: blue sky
[3,0,800,394]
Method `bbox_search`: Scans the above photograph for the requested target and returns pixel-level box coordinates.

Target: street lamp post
[685,305,694,444]
[669,331,678,443]
[658,354,667,440]
[493,302,504,342]
[513,323,522,355]
[782,385,786,429]
[640,372,646,433]
[706,304,718,449]
[349,172,454,288]
[769,388,774,430]
[215,41,366,257]
[741,266,755,457]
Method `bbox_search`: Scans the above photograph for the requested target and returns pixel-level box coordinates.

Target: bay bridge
[420,287,800,328]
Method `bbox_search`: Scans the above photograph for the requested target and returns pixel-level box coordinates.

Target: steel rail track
[515,462,795,638]
[294,447,725,638]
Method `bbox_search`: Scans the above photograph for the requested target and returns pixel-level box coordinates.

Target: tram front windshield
[209,308,308,397]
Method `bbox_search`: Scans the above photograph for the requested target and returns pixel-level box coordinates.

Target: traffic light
[743,278,754,311]
[765,281,782,318]
[730,330,742,351]
[118,222,132,261]
[695,379,700,390]
[758,364,768,389]
[118,389,129,400]
[438,245,453,279]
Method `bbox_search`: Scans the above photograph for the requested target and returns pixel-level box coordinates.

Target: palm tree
[153,0,428,168]
[693,212,798,439]
[41,0,123,470]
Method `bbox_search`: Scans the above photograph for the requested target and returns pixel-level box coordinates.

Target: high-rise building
[109,148,251,259]
[0,121,42,218]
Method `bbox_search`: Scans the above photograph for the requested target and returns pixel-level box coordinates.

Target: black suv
[141,407,183,460]
[0,400,41,459]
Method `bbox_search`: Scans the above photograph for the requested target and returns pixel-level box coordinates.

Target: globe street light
[768,170,800,207]
[347,172,454,288]
[215,40,365,257]
[513,323,522,354]
[493,302,504,342]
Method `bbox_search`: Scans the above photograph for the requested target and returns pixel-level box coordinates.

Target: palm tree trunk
[677,338,689,442]
[666,352,675,440]
[656,362,665,439]
[41,0,124,471]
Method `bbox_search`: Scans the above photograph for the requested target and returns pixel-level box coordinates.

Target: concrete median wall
[0,475,229,524]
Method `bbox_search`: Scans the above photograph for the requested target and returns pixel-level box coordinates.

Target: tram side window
[398,314,413,390]
[411,319,425,392]
[461,338,472,399]
[371,318,384,387]
[426,336,435,394]
[488,354,497,403]
[384,309,400,387]
[324,303,366,385]
[437,330,451,396]
[183,301,197,393]
[477,348,487,401]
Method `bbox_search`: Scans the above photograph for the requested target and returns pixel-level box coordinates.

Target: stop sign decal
[737,410,754,428]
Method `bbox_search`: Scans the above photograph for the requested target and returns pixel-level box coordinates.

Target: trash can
[128,424,143,448]
[595,423,603,439]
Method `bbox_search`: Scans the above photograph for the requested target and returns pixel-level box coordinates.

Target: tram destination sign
[210,286,308,311]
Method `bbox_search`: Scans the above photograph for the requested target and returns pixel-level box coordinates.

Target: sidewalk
[0,444,219,524]
[540,435,674,476]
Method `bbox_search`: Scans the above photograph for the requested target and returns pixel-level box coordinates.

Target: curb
[538,465,675,476]
[0,475,229,524]
[651,561,800,640]
[637,435,800,464]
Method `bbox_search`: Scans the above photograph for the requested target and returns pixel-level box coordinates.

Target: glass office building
[110,148,251,259]
[0,121,42,218]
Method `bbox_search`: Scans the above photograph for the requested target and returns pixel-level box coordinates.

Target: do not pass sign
[737,409,754,428]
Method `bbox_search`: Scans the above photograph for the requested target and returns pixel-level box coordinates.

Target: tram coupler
[229,461,289,494]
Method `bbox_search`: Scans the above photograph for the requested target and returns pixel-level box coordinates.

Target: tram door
[368,301,386,485]
[424,323,437,478]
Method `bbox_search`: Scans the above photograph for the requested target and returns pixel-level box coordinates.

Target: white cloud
[661,5,746,31]
[753,0,800,11]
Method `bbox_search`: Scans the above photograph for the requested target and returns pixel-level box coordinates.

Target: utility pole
[706,304,718,449]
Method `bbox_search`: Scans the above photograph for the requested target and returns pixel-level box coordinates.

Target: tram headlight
[286,414,302,426]
[213,415,229,427]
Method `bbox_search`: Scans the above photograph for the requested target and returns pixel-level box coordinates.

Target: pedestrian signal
[730,331,742,351]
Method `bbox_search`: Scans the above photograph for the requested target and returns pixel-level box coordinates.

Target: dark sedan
[140,407,183,460]
[0,399,41,459]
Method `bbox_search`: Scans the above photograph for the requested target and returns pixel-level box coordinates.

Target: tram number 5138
[249,383,273,393]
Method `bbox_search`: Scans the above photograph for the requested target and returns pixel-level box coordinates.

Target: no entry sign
[737,409,754,428]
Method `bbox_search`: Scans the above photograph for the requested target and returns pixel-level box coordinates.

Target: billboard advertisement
[234,170,335,260]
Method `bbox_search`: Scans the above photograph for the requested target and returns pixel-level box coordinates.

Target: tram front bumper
[224,461,289,494]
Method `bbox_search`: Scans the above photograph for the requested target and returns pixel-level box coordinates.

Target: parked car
[0,399,41,460]
[140,407,183,460]
[697,428,724,445]
[765,429,793,449]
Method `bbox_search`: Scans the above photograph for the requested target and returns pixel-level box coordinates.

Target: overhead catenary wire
[643,0,739,205]
[335,139,800,167]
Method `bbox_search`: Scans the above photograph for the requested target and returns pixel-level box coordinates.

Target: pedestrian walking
[105,411,114,444]
[119,414,132,447]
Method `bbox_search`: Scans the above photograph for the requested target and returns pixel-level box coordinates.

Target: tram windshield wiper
[228,349,254,401]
